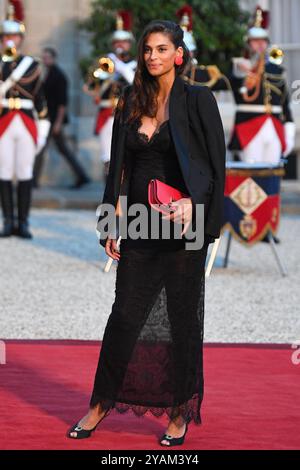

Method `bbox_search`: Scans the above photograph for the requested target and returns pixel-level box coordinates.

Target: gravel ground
[0,209,299,344]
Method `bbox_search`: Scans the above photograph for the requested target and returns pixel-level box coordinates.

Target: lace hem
[89,392,203,425]
[89,247,208,429]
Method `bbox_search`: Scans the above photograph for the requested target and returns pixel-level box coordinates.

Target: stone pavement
[0,209,299,344]
[32,181,105,210]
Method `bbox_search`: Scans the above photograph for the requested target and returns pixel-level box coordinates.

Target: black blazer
[98,73,226,248]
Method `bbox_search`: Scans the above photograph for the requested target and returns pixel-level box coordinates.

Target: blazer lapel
[169,74,190,189]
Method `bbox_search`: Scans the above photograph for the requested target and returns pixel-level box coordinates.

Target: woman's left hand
[162,197,193,236]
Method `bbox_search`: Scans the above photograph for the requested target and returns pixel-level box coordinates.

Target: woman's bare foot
[69,404,108,438]
[160,415,187,446]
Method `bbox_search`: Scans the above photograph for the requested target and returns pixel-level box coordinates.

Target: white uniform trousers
[99,115,114,164]
[239,117,282,165]
[0,113,36,181]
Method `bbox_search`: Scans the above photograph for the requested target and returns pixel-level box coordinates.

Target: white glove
[232,57,252,78]
[36,119,51,154]
[283,122,296,157]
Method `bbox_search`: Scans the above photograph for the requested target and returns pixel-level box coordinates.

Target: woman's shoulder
[123,84,134,98]
[184,80,214,98]
[115,85,133,117]
[119,84,134,110]
[184,81,217,113]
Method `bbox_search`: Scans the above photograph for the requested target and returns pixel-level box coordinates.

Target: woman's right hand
[105,237,120,261]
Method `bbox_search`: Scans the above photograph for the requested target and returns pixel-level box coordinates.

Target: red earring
[174,56,183,66]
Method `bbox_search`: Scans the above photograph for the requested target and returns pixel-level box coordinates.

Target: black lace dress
[89,118,210,424]
[121,118,189,250]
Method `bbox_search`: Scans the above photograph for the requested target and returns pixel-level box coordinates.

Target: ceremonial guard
[177,4,230,92]
[184,6,295,164]
[187,6,295,246]
[0,3,49,239]
[228,6,295,164]
[83,10,137,182]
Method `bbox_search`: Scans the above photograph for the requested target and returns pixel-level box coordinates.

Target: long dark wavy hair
[120,20,191,126]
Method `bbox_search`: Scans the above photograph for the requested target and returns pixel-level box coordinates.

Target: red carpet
[0,340,299,450]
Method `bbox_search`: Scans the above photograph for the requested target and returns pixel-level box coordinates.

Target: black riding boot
[261,233,280,244]
[0,180,15,237]
[17,179,33,239]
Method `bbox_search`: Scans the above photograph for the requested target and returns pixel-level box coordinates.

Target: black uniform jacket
[0,55,46,120]
[98,73,226,248]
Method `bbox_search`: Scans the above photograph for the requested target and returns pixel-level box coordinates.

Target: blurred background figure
[83,10,136,183]
[0,3,49,239]
[183,5,296,245]
[33,47,91,189]
[228,6,295,165]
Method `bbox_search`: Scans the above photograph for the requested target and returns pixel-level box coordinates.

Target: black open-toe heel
[67,407,112,439]
[159,416,192,447]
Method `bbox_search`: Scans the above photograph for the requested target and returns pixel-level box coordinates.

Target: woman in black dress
[68,20,226,446]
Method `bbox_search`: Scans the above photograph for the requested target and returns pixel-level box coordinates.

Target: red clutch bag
[148,179,189,216]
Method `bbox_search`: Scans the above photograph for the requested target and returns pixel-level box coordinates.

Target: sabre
[205,238,221,278]
[103,236,122,273]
